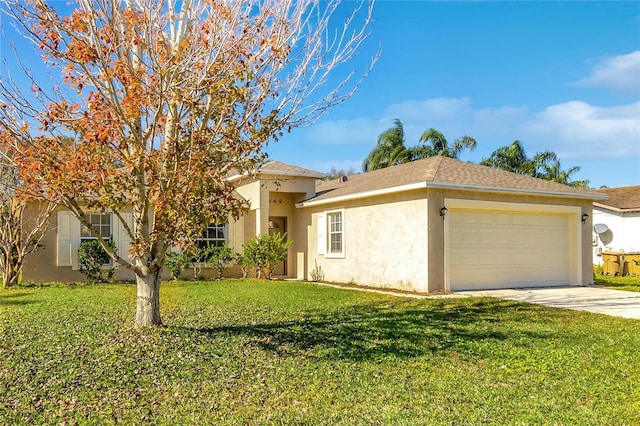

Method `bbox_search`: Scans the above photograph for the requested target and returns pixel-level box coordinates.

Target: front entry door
[268,216,287,276]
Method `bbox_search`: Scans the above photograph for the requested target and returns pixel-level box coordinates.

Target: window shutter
[70,214,81,270]
[231,219,244,254]
[56,211,72,267]
[115,213,133,263]
[57,211,81,269]
[317,213,326,255]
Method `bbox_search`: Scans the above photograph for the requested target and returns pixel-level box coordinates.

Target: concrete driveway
[458,286,640,319]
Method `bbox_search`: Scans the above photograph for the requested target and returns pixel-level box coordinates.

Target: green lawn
[1,280,639,425]
[594,273,640,292]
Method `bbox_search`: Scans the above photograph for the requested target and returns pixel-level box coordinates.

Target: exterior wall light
[582,213,589,224]
[440,206,448,218]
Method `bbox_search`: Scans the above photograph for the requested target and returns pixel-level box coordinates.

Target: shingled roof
[258,160,326,178]
[227,160,325,181]
[594,185,640,212]
[300,156,606,206]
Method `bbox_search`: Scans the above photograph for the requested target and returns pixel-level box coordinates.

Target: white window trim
[57,210,133,270]
[325,209,345,259]
[196,223,229,249]
[80,212,113,241]
[80,212,114,267]
[187,224,230,268]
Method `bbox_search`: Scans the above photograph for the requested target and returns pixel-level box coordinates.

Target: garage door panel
[451,266,569,289]
[461,231,478,244]
[449,208,572,291]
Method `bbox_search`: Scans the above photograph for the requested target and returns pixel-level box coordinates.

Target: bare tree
[0,0,376,325]
[0,152,55,288]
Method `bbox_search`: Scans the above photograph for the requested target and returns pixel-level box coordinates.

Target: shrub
[243,233,292,279]
[207,243,234,279]
[78,239,116,283]
[180,245,222,279]
[233,252,251,278]
[310,260,325,282]
[165,244,234,280]
[165,252,190,280]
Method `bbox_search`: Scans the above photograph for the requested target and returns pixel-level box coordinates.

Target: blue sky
[1,1,638,188]
[269,1,640,188]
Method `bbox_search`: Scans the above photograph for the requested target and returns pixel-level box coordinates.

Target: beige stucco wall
[235,174,318,277]
[301,189,430,291]
[21,206,248,283]
[300,187,594,293]
[21,168,318,283]
[22,205,84,283]
[21,206,141,282]
[20,174,595,289]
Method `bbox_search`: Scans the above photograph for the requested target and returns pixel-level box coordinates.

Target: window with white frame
[80,213,112,242]
[80,212,113,265]
[196,224,228,249]
[327,210,344,257]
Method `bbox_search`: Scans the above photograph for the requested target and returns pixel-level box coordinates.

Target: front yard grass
[594,273,640,292]
[1,280,639,425]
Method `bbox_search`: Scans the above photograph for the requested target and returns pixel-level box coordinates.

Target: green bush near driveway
[1,280,638,424]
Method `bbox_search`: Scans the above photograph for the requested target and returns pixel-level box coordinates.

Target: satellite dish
[593,223,609,234]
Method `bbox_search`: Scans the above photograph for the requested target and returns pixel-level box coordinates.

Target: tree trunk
[2,260,19,289]
[135,269,162,327]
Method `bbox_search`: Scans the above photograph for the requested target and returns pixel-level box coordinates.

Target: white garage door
[448,208,574,291]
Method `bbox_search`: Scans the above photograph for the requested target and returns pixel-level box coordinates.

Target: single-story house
[23,156,606,292]
[592,185,640,265]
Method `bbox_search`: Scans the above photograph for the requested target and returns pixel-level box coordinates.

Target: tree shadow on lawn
[0,291,37,307]
[173,298,553,361]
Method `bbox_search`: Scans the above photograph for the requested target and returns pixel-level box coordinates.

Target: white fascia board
[259,169,326,179]
[226,173,245,182]
[227,170,325,183]
[296,182,428,208]
[297,181,607,208]
[593,202,640,213]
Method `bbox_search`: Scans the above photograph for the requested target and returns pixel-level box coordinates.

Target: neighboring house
[22,156,606,292]
[592,185,640,265]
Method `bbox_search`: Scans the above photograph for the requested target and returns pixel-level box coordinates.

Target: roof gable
[304,156,605,205]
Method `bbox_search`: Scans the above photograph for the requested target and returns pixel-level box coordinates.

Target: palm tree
[480,140,531,174]
[413,128,477,159]
[480,140,557,178]
[529,150,558,178]
[362,119,411,172]
[481,141,589,187]
[363,121,478,172]
[541,158,589,188]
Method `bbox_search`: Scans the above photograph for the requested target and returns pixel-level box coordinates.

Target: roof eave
[593,202,640,213]
[227,170,325,183]
[226,173,245,183]
[297,181,607,208]
[296,182,428,208]
[258,169,326,179]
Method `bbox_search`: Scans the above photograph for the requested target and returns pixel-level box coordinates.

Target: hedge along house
[22,157,606,291]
